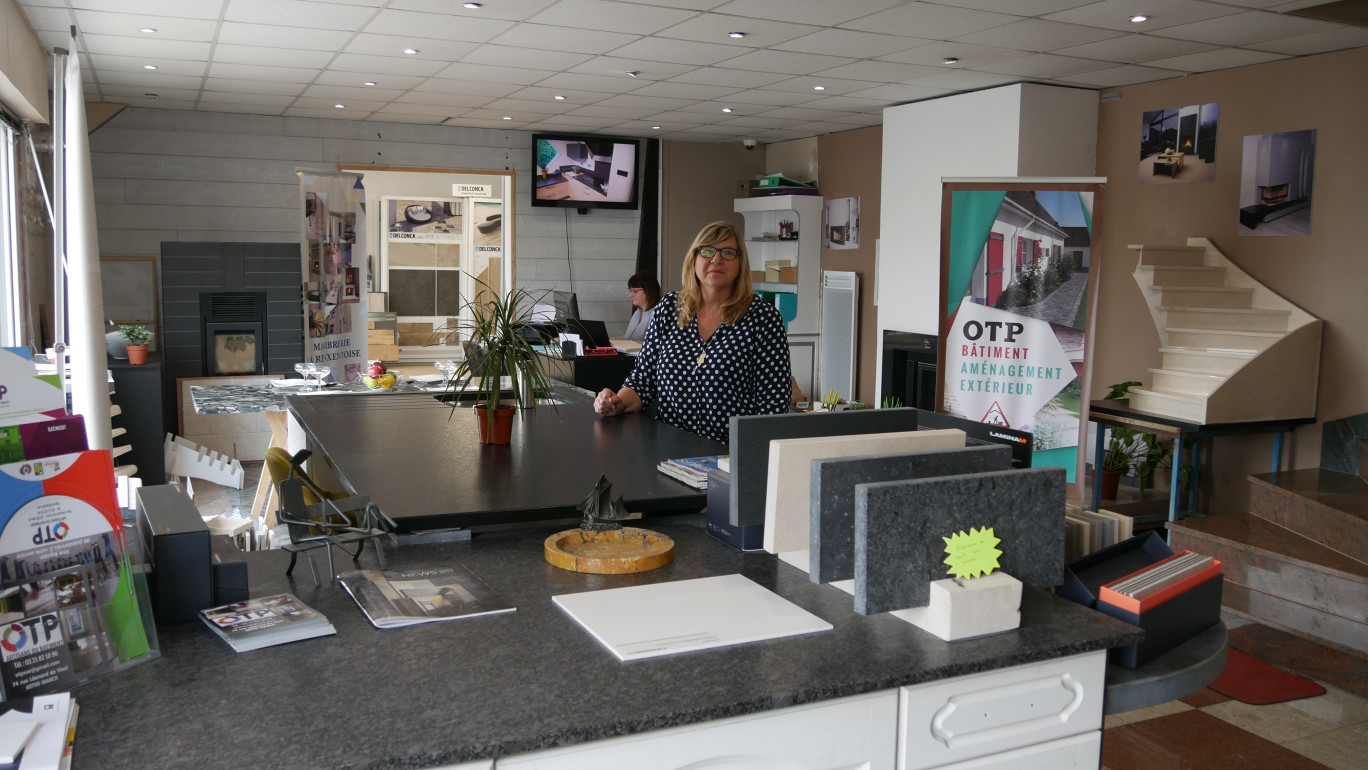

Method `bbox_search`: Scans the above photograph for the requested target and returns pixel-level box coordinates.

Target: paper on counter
[553,574,832,661]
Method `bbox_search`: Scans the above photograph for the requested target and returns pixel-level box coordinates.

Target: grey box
[135,485,213,623]
[210,535,249,606]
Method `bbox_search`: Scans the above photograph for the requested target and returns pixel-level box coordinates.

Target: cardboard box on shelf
[765,260,791,281]
[779,266,798,283]
[751,271,766,282]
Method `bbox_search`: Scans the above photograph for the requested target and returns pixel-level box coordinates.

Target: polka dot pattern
[624,291,791,443]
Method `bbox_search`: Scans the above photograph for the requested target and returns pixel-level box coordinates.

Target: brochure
[337,565,514,629]
[0,692,75,770]
[656,455,720,490]
[198,594,335,653]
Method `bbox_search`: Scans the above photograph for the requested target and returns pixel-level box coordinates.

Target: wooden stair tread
[1159,346,1254,359]
[1250,469,1368,524]
[1170,513,1368,579]
[1163,326,1282,338]
[1147,367,1225,381]
[1128,387,1204,404]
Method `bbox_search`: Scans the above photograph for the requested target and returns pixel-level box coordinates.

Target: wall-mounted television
[532,133,641,210]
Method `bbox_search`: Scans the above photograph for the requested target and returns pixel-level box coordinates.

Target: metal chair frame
[276,449,395,584]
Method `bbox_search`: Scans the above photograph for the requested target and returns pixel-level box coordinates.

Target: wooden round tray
[543,527,675,574]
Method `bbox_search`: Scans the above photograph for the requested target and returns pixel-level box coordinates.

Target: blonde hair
[678,220,754,327]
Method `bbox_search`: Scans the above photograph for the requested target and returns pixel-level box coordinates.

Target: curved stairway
[1127,237,1321,424]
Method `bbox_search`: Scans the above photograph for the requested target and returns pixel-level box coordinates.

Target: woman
[594,221,791,443]
[623,270,661,343]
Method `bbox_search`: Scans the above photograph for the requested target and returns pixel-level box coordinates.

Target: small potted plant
[448,279,558,444]
[119,324,152,365]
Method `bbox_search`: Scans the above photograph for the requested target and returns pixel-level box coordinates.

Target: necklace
[696,331,718,367]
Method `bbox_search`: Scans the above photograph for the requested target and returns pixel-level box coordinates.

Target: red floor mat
[1210,648,1327,705]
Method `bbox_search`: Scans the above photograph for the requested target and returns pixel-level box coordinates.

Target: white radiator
[819,271,859,402]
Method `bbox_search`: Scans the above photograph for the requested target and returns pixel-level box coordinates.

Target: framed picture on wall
[100,256,158,350]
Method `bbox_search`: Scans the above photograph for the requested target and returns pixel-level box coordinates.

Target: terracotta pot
[473,404,516,444]
[1100,469,1121,500]
[126,345,148,365]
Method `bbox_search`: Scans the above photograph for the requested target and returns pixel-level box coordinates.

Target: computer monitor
[551,291,580,323]
[565,319,612,350]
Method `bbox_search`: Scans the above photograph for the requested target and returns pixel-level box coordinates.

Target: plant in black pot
[447,279,558,444]
[1099,425,1169,499]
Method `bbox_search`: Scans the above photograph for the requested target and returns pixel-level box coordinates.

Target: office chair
[267,448,396,585]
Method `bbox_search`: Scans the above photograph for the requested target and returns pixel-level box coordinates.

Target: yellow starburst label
[942,526,1002,579]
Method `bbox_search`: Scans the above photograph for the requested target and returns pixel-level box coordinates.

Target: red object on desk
[583,348,618,357]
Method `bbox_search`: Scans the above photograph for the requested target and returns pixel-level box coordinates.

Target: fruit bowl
[361,370,401,389]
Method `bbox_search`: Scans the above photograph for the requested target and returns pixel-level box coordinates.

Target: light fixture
[143,64,157,70]
[651,126,660,130]
[1129,14,1148,23]
[722,107,732,113]
[139,27,156,34]
[363,81,377,86]
[403,48,419,55]
[502,116,512,120]
[335,104,345,108]
[813,85,825,91]
[464,2,482,7]
[554,94,565,100]
[143,93,158,99]
[943,56,959,65]
[728,32,745,39]
[626,70,640,77]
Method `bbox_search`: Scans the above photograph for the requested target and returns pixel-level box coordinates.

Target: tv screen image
[533,134,640,210]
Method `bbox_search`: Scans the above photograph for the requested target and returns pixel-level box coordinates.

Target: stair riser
[1249,480,1368,563]
[1143,268,1226,286]
[1167,330,1277,351]
[1137,247,1205,267]
[1152,372,1223,397]
[1169,527,1368,624]
[1222,583,1368,657]
[1159,351,1248,376]
[1163,310,1288,333]
[1128,391,1206,422]
[1155,289,1253,308]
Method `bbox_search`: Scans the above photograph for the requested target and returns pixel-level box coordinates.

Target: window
[0,118,21,347]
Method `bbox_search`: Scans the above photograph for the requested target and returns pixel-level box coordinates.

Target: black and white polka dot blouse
[623,291,791,444]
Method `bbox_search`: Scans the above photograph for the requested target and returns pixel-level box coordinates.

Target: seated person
[623,270,661,343]
[594,221,791,443]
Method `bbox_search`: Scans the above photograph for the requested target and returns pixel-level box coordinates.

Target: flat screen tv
[532,133,640,210]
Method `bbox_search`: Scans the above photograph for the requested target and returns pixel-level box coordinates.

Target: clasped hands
[595,388,626,416]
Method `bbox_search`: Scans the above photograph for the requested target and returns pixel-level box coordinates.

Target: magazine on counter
[198,594,335,653]
[337,565,514,629]
[656,456,721,490]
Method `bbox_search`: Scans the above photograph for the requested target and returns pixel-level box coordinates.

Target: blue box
[705,470,764,551]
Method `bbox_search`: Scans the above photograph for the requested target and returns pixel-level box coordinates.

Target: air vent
[209,293,262,318]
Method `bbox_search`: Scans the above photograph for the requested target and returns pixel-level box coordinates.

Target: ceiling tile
[1249,27,1368,55]
[72,10,218,39]
[927,0,1094,12]
[624,81,744,100]
[206,62,323,83]
[200,101,283,114]
[667,66,788,88]
[284,107,375,120]
[750,105,850,121]
[204,77,308,96]
[218,22,355,51]
[312,71,426,89]
[86,53,207,76]
[224,0,379,31]
[395,91,494,108]
[713,0,903,26]
[489,22,640,54]
[653,14,818,47]
[367,109,449,125]
[528,0,695,34]
[952,18,1125,51]
[604,35,744,65]
[362,8,514,41]
[713,48,856,74]
[713,114,809,128]
[612,0,728,10]
[213,44,335,69]
[761,75,884,95]
[905,69,1020,89]
[94,70,205,89]
[199,91,298,106]
[101,85,200,101]
[73,0,222,18]
[978,53,1114,77]
[595,93,695,110]
[721,88,823,107]
[460,44,594,71]
[1145,47,1290,70]
[329,53,448,77]
[535,71,644,93]
[563,104,653,119]
[80,33,212,59]
[845,82,956,102]
[1150,10,1342,45]
[506,86,615,104]
[1054,33,1216,63]
[343,33,480,60]
[1044,0,1240,32]
[801,94,892,111]
[1056,64,1187,87]
[301,84,406,101]
[482,97,579,114]
[411,78,522,97]
[567,56,698,80]
[294,96,390,111]
[812,60,945,83]
[376,100,476,114]
[842,3,1025,39]
[877,41,1029,67]
[389,0,558,22]
[772,28,928,58]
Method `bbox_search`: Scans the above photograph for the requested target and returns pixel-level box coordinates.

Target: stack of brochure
[198,594,335,653]
[338,565,514,629]
[656,456,721,490]
[0,692,79,770]
[1099,551,1222,613]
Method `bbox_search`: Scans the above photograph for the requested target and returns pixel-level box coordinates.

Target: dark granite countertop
[71,516,1140,769]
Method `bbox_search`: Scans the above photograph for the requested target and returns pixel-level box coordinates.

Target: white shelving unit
[735,194,824,399]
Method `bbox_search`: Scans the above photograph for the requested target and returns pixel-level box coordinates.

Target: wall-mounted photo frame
[100,257,158,350]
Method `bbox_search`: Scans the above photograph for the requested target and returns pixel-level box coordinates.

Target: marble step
[1134,245,1206,267]
[1136,265,1227,287]
[1148,368,1226,397]
[1150,285,1254,308]
[1127,388,1207,423]
[1161,306,1290,333]
[1168,513,1368,625]
[1164,327,1281,352]
[1248,469,1368,564]
[1158,346,1253,376]
[1221,582,1368,657]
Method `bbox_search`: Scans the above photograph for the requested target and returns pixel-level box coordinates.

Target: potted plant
[119,324,152,365]
[448,279,558,444]
[1099,425,1168,499]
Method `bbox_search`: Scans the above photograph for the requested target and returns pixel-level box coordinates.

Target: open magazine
[337,565,514,629]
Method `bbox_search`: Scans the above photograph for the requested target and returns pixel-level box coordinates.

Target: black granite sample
[728,408,925,527]
[854,467,1067,615]
[810,445,1011,583]
[1320,412,1368,475]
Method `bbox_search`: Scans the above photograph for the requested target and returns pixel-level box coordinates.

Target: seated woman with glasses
[623,270,661,343]
[594,221,791,443]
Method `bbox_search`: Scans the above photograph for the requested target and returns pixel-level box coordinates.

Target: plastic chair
[268,448,395,584]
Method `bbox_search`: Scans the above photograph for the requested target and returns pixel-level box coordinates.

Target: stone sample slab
[809,445,1012,584]
[728,408,926,527]
[891,572,1023,641]
[763,429,966,558]
[854,467,1067,615]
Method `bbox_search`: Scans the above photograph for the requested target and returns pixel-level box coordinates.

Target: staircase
[1168,456,1368,656]
[1127,237,1322,423]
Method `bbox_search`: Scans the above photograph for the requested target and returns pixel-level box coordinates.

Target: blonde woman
[594,221,791,443]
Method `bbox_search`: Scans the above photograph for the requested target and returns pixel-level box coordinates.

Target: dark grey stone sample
[854,467,1067,615]
[728,408,925,527]
[810,445,1012,584]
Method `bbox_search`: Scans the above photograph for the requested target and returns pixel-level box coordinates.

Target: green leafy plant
[1103,380,1142,400]
[821,388,842,410]
[1101,426,1171,495]
[119,324,151,346]
[446,278,558,422]
[881,395,903,409]
[845,400,869,410]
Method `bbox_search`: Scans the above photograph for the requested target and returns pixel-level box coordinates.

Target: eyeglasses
[698,246,739,261]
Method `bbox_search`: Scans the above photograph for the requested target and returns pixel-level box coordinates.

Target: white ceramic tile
[1201,700,1338,744]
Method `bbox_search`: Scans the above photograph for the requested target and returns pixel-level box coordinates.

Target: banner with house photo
[938,181,1104,485]
[300,171,368,382]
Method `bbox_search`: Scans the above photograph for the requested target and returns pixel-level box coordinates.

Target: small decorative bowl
[361,371,401,389]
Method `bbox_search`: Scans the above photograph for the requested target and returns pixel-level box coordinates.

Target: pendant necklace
[696,329,718,367]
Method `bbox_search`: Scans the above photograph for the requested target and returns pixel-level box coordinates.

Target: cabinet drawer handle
[929,672,1084,749]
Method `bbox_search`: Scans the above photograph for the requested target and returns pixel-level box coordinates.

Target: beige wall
[0,0,48,122]
[1093,46,1368,514]
[766,137,818,185]
[818,126,882,406]
[659,140,765,294]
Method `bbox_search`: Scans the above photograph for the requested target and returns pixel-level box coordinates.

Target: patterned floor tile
[1201,699,1338,744]
[1281,723,1368,770]
[1286,681,1368,727]
[1103,710,1333,769]
[1229,624,1368,699]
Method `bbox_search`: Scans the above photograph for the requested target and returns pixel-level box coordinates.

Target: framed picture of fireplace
[1238,129,1317,237]
[100,257,158,350]
[1139,103,1219,185]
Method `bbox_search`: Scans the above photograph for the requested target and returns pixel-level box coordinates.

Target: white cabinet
[735,195,824,398]
[495,690,898,770]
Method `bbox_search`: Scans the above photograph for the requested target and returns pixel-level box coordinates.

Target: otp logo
[52,522,69,540]
[1,624,27,653]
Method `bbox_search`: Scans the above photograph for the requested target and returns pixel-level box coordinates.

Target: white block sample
[762,428,965,557]
[892,572,1023,642]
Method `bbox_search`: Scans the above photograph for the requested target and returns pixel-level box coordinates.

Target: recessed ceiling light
[403,48,419,55]
[813,85,825,91]
[144,93,158,99]
[722,107,732,113]
[651,126,660,130]
[1129,14,1149,23]
[335,104,345,109]
[363,81,377,86]
[464,2,482,7]
[502,116,512,120]
[143,64,157,70]
[943,57,960,65]
[626,71,640,77]
[554,95,566,100]
[139,27,156,34]
[728,32,745,39]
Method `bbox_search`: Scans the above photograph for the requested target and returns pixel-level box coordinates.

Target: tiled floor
[1102,618,1368,770]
